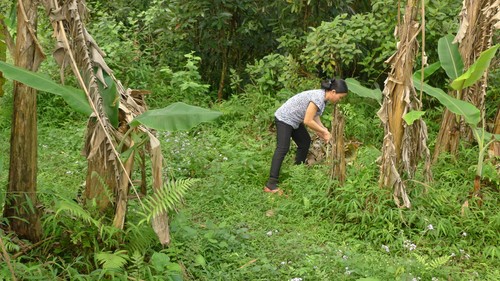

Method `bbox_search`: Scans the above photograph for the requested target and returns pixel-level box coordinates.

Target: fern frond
[428,255,450,269]
[129,251,146,279]
[413,253,450,270]
[0,233,20,252]
[144,178,199,222]
[124,222,157,254]
[95,250,129,270]
[55,199,100,228]
[91,171,115,203]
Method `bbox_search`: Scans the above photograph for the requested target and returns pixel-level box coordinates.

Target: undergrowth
[1,87,499,280]
[0,31,499,281]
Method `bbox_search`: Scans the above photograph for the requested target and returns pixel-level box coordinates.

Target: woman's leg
[292,123,311,164]
[266,119,293,190]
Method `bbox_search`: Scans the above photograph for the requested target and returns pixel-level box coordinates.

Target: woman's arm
[304,102,331,141]
[313,115,327,130]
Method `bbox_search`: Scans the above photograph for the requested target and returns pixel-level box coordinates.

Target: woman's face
[328,91,347,103]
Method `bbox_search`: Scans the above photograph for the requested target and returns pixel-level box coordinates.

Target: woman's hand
[318,130,331,142]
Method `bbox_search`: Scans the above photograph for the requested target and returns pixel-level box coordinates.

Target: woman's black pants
[266,118,310,190]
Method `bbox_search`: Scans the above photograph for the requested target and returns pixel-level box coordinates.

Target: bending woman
[264,78,348,194]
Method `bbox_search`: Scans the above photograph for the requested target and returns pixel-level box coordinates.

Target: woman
[264,78,348,194]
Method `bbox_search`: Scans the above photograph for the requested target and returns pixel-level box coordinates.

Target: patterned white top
[275,89,326,129]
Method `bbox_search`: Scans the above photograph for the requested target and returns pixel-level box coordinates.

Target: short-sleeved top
[275,89,326,129]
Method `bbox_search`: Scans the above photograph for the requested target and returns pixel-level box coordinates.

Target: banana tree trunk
[434,0,498,160]
[0,14,6,97]
[432,109,461,162]
[42,0,171,244]
[377,0,432,208]
[55,0,121,210]
[3,0,44,242]
[330,105,346,184]
[491,106,500,156]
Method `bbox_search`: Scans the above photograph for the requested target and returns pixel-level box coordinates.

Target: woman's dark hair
[321,78,348,94]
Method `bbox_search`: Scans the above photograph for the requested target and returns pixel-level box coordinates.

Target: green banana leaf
[403,111,425,125]
[413,76,480,126]
[451,44,499,90]
[97,72,119,128]
[475,128,500,143]
[130,102,222,131]
[413,62,441,81]
[0,61,92,115]
[345,78,382,103]
[438,34,463,80]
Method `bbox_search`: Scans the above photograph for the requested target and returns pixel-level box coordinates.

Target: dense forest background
[0,0,499,280]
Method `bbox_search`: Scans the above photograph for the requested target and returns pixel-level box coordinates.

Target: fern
[143,178,199,222]
[413,253,450,270]
[427,255,450,269]
[95,250,129,270]
[0,233,20,252]
[55,199,100,228]
[129,251,147,280]
[124,222,158,254]
[91,171,115,203]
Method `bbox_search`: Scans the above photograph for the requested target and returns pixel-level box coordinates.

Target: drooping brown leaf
[434,0,499,161]
[148,131,170,246]
[42,0,171,244]
[377,0,432,208]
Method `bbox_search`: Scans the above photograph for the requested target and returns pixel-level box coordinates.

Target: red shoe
[263,187,284,195]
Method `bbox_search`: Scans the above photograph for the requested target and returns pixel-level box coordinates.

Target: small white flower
[450,252,456,257]
[266,231,273,236]
[289,278,302,281]
[223,157,228,161]
[381,245,390,252]
[427,224,434,230]
[432,277,439,281]
[342,255,348,260]
[462,232,467,237]
[404,240,417,251]
[280,261,286,265]
[66,171,73,175]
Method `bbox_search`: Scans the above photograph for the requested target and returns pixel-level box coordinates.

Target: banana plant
[0,60,222,132]
[410,40,499,201]
[325,77,381,184]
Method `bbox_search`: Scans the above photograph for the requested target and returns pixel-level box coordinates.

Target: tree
[433,0,499,162]
[3,0,44,242]
[492,106,500,156]
[377,0,432,208]
[0,13,6,97]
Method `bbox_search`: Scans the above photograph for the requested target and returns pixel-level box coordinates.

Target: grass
[0,94,499,280]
